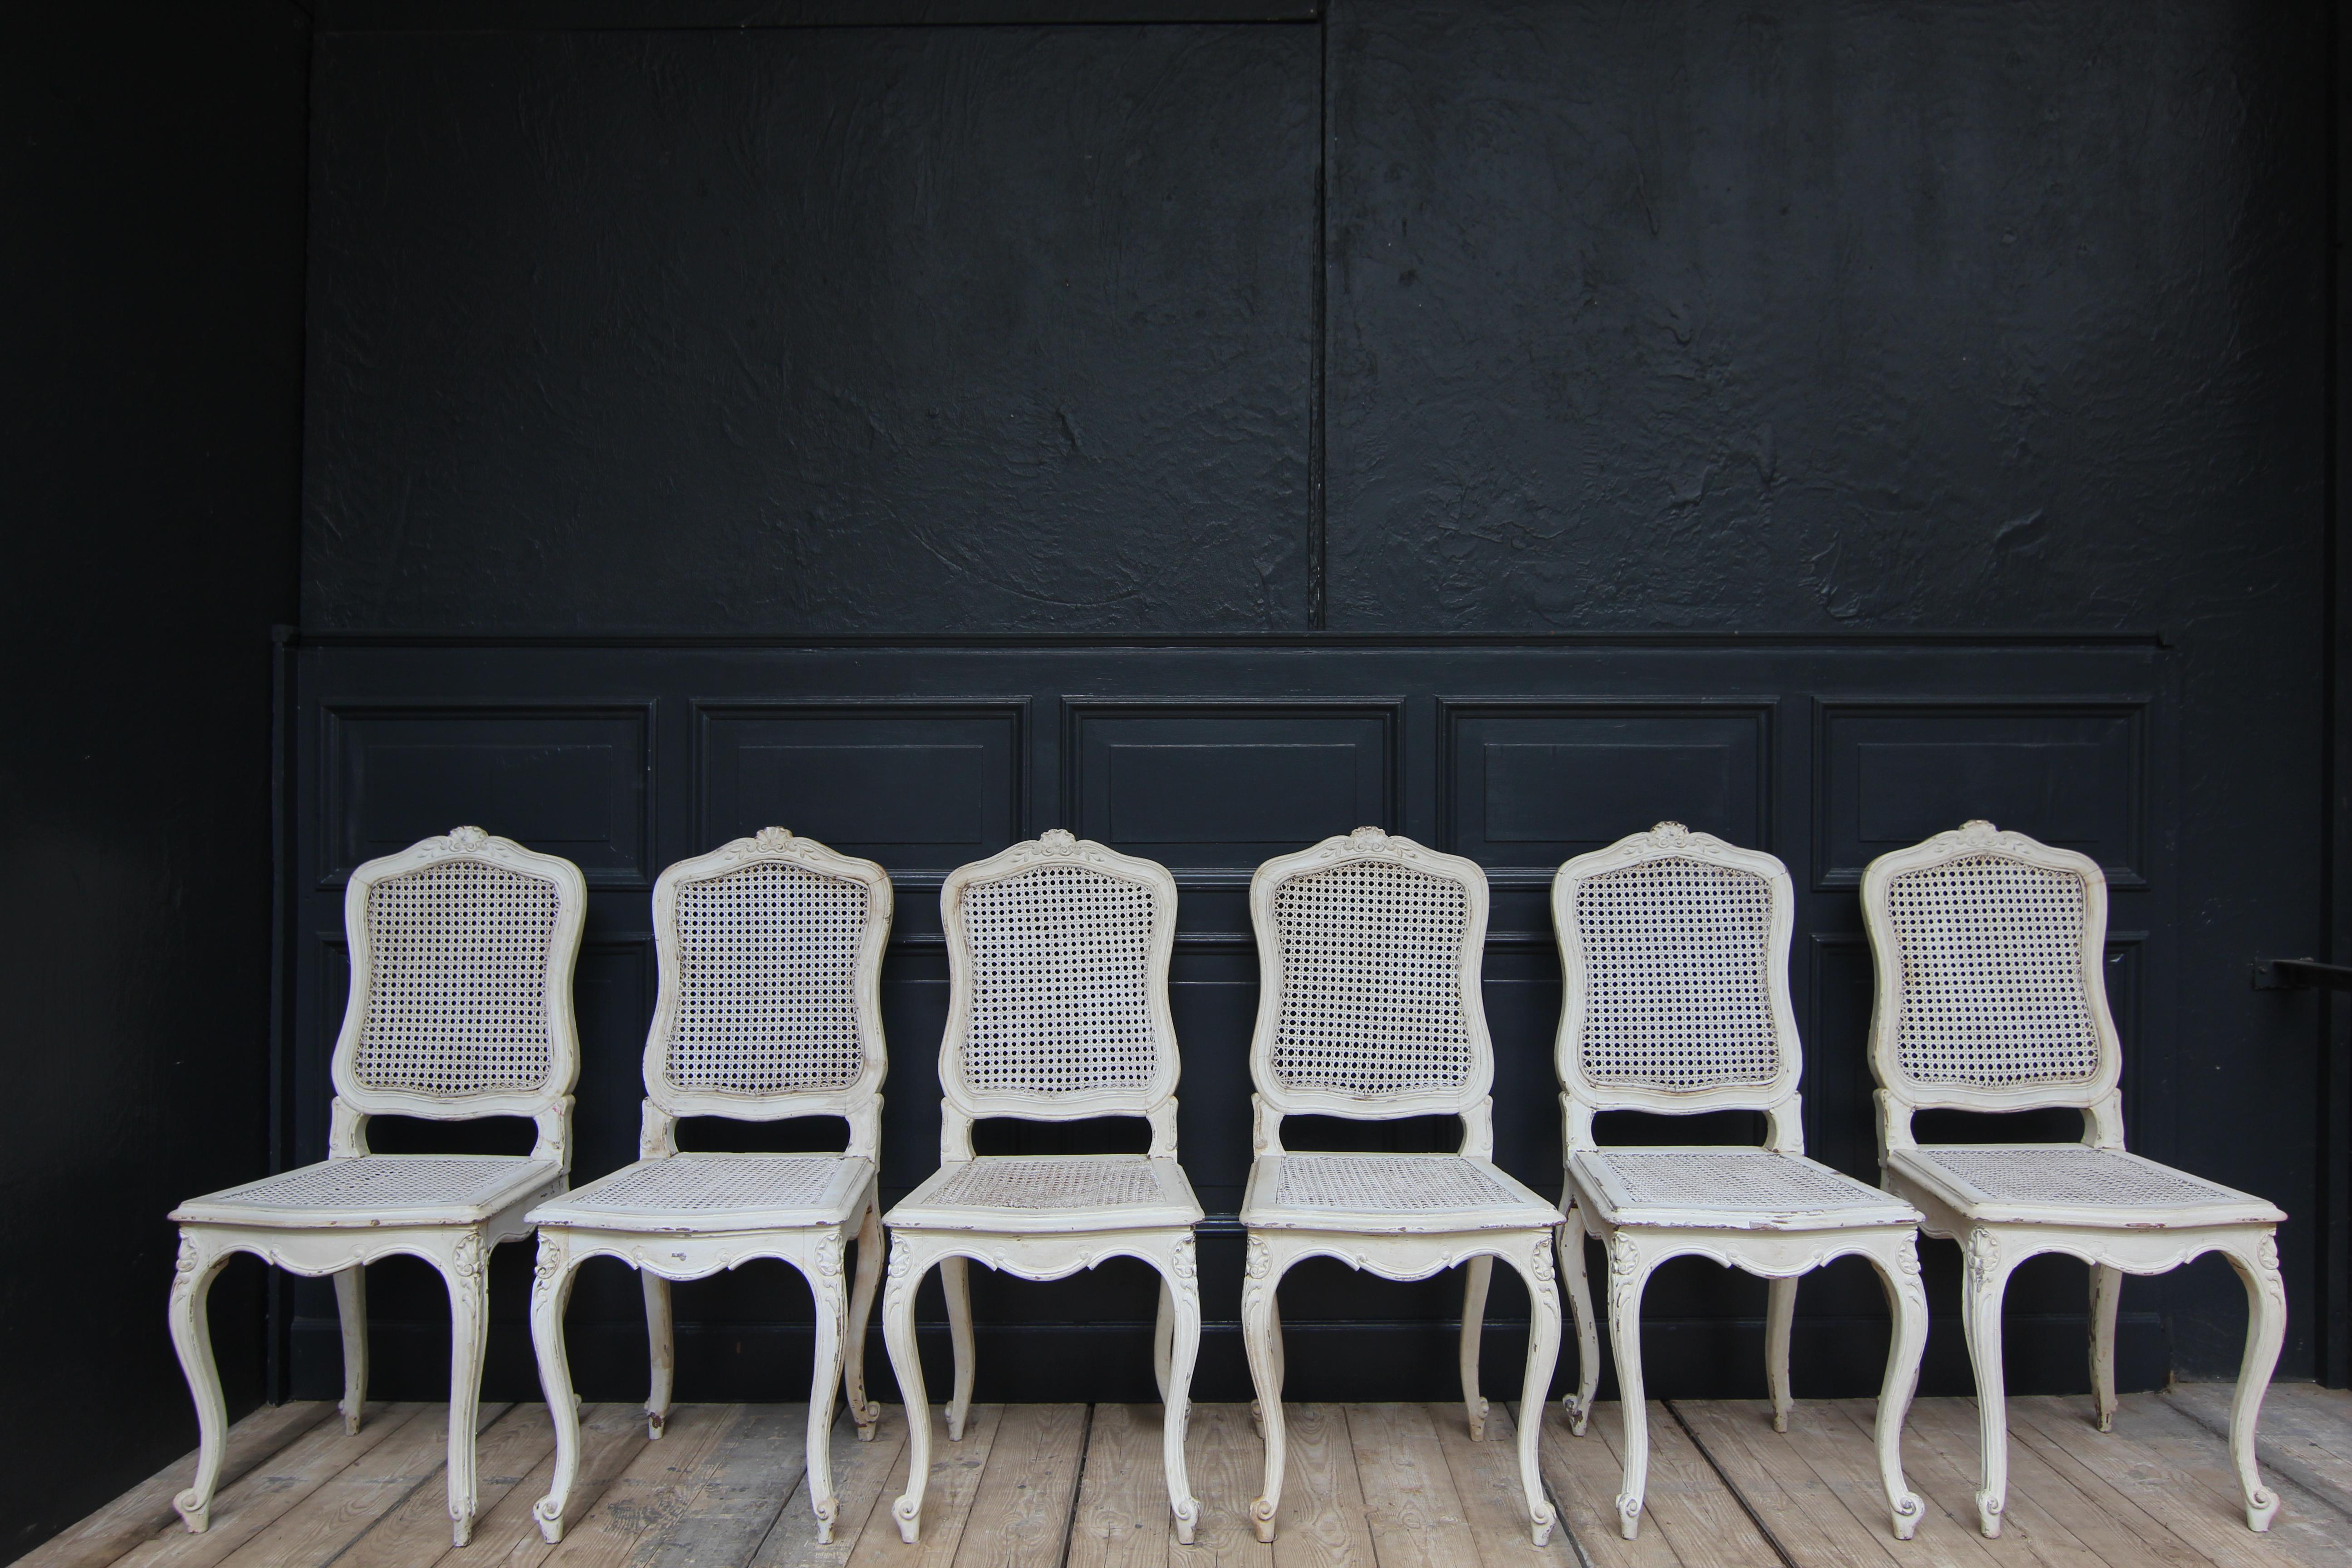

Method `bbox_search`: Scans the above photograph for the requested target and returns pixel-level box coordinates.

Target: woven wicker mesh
[207,1157,544,1210]
[662,861,871,1095]
[1269,859,1475,1097]
[926,1158,1163,1210]
[559,1155,843,1213]
[355,859,559,1097]
[1594,1149,1882,1210]
[1885,854,2101,1088]
[1272,1154,1510,1211]
[959,864,1162,1097]
[1573,857,1779,1091]
[1921,1145,2244,1207]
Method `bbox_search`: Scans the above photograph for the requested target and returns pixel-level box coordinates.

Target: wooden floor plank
[1585,1400,1772,1568]
[1069,1404,1171,1568]
[1268,1406,1376,1568]
[532,1404,749,1568]
[329,1402,558,1568]
[1757,1400,1996,1568]
[2166,1384,2352,1475]
[1531,1402,1681,1568]
[2001,1398,2299,1568]
[632,1403,813,1568]
[841,1403,1005,1568]
[217,1401,513,1568]
[112,1404,435,1568]
[942,1403,1088,1568]
[754,1405,911,1568]
[1671,1399,1900,1568]
[1342,1404,1478,1568]
[1823,1398,2103,1568]
[1172,1404,1273,1568]
[17,1403,338,1568]
[1428,1401,1573,1568]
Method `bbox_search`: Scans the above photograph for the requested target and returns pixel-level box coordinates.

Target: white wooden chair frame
[1552,823,1928,1542]
[526,828,892,1544]
[881,830,1205,1544]
[168,827,584,1545]
[1863,819,2288,1538]
[1240,828,1566,1548]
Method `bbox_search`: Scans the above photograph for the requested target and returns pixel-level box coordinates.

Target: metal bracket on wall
[2251,958,2352,991]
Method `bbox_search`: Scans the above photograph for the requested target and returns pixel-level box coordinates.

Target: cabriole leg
[530,1233,582,1545]
[1158,1239,1204,1544]
[440,1233,492,1546]
[1153,1276,1174,1405]
[846,1201,884,1438]
[1960,1228,2014,1538]
[1241,1236,1290,1543]
[167,1232,234,1534]
[1459,1254,1493,1441]
[1867,1237,1928,1540]
[804,1258,848,1544]
[2089,1264,2122,1433]
[2224,1234,2288,1531]
[1605,1236,1654,1540]
[941,1255,976,1442]
[884,1238,932,1544]
[1559,1205,1599,1436]
[1513,1240,1563,1546]
[643,1273,675,1439]
[1764,1275,1797,1434]
[334,1265,368,1435]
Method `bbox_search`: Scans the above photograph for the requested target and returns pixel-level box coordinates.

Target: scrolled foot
[647,1409,666,1439]
[2247,1486,2280,1533]
[1531,1502,1558,1547]
[342,1406,363,1436]
[816,1500,839,1545]
[1891,1493,1923,1541]
[1772,1410,1789,1435]
[2095,1402,2114,1434]
[1252,1497,1277,1544]
[946,1410,965,1443]
[451,1511,474,1548]
[534,1497,564,1544]
[855,1400,881,1439]
[893,1495,921,1544]
[1563,1395,1590,1437]
[1975,1490,2003,1539]
[1174,1498,1200,1545]
[1616,1494,1642,1540]
[172,1488,209,1534]
[1469,1396,1489,1441]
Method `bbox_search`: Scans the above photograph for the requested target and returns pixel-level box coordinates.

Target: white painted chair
[1240,827,1566,1547]
[168,826,584,1546]
[1552,822,1928,1542]
[1862,819,2288,1538]
[881,829,1204,1544]
[525,827,892,1545]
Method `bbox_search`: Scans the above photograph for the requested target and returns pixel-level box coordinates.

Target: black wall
[0,2,309,1557]
[285,0,2335,1409]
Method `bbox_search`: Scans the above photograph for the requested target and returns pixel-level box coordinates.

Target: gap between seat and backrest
[1859,819,2126,1155]
[1247,827,1497,1159]
[638,826,894,1163]
[936,829,1182,1161]
[328,826,589,1169]
[1551,822,1805,1158]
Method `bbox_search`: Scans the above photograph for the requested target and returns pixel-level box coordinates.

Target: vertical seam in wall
[2324,0,2347,1387]
[1309,6,1329,631]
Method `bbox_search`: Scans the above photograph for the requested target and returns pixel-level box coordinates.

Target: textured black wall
[295,0,2329,1400]
[0,2,309,1557]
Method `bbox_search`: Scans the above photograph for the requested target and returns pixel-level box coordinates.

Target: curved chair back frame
[328,825,587,1166]
[639,827,893,1161]
[1247,828,1495,1157]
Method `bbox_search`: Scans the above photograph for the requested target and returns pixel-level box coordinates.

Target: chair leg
[1866,1236,1928,1541]
[167,1232,233,1534]
[530,1232,583,1545]
[846,1200,884,1439]
[2223,1234,2288,1531]
[2089,1264,2122,1433]
[1153,1276,1175,1405]
[1559,1206,1600,1436]
[805,1258,848,1544]
[1157,1240,1204,1545]
[1960,1228,2014,1538]
[334,1265,369,1435]
[1604,1234,1655,1540]
[642,1274,675,1439]
[884,1238,933,1544]
[1459,1255,1493,1441]
[1241,1236,1291,1543]
[440,1234,492,1547]
[941,1255,976,1442]
[1513,1240,1563,1546]
[1764,1275,1797,1434]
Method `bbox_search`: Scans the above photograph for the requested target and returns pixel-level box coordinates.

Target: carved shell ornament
[1644,820,1693,849]
[1040,828,1077,851]
[753,825,796,851]
[446,824,490,852]
[1346,825,1394,850]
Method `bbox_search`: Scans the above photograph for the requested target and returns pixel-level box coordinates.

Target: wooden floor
[26,1388,2352,1568]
